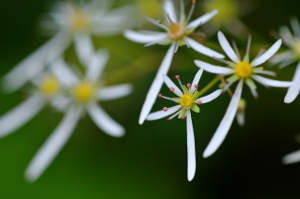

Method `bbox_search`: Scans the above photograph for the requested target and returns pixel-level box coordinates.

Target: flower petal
[198,89,223,104]
[285,61,300,103]
[25,106,82,182]
[191,69,203,92]
[185,37,225,59]
[86,48,109,83]
[51,59,79,87]
[270,51,294,65]
[139,43,176,125]
[252,75,292,88]
[194,60,234,75]
[251,39,282,67]
[217,31,240,63]
[282,149,300,164]
[203,80,243,158]
[186,9,218,30]
[74,33,95,67]
[147,105,181,121]
[0,93,46,138]
[124,30,168,44]
[97,84,133,101]
[163,75,183,97]
[163,0,177,23]
[88,103,125,137]
[186,111,196,181]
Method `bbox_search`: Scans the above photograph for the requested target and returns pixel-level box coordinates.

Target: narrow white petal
[285,62,300,103]
[282,150,300,164]
[186,111,196,181]
[186,37,225,59]
[25,106,82,182]
[51,59,79,87]
[203,80,243,158]
[88,103,125,137]
[254,70,277,77]
[291,17,300,37]
[163,75,183,97]
[252,75,292,88]
[146,105,181,121]
[0,93,46,138]
[251,39,282,67]
[86,49,109,83]
[74,33,95,67]
[186,9,218,30]
[97,84,133,101]
[163,0,177,23]
[139,43,176,125]
[279,26,295,47]
[1,33,67,93]
[124,30,168,44]
[191,69,203,92]
[217,31,240,63]
[194,60,234,75]
[198,89,223,104]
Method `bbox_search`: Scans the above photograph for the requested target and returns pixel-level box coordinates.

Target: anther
[187,83,191,88]
[170,87,175,92]
[194,85,199,89]
[166,118,170,122]
[175,75,180,79]
[163,107,168,112]
[192,0,196,3]
[198,100,202,105]
[180,116,186,120]
[158,94,163,98]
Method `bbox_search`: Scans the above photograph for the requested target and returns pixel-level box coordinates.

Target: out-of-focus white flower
[124,0,224,125]
[270,17,300,103]
[2,0,135,93]
[194,31,291,158]
[236,98,246,126]
[24,48,133,182]
[146,69,222,181]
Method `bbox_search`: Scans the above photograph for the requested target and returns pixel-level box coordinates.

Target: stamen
[159,94,176,102]
[180,116,186,120]
[198,100,202,105]
[166,14,175,26]
[170,87,175,92]
[186,0,196,24]
[176,75,185,91]
[167,110,181,121]
[163,107,168,112]
[194,85,199,89]
[158,94,163,98]
[187,83,192,88]
[175,75,180,79]
[231,40,241,60]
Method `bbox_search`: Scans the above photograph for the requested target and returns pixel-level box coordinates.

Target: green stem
[198,76,221,97]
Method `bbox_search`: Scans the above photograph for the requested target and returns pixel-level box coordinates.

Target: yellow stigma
[180,94,194,108]
[235,61,252,78]
[73,81,95,102]
[40,76,59,97]
[72,9,89,31]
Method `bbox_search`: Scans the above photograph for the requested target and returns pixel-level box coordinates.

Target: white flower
[1,0,135,93]
[23,48,133,182]
[146,69,222,181]
[124,0,224,125]
[270,17,300,103]
[194,31,291,158]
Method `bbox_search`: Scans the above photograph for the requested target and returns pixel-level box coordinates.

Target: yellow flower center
[40,76,59,97]
[235,61,252,79]
[180,94,194,108]
[294,40,300,58]
[168,23,185,40]
[72,10,89,31]
[73,81,95,102]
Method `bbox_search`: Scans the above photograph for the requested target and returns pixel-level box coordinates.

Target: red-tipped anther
[187,83,191,88]
[192,0,196,3]
[166,118,170,122]
[194,85,199,89]
[180,116,186,120]
[170,87,175,92]
[163,107,168,112]
[198,100,202,105]
[158,94,163,98]
[175,75,180,79]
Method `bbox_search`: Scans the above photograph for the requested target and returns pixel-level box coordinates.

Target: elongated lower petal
[163,75,183,97]
[186,111,196,181]
[194,60,234,75]
[124,30,168,44]
[139,43,176,125]
[285,62,300,103]
[74,33,95,67]
[97,84,133,101]
[198,89,222,104]
[203,80,243,158]
[0,93,46,138]
[252,75,291,88]
[88,103,125,137]
[251,39,282,67]
[217,31,240,63]
[147,105,181,121]
[86,48,109,83]
[282,150,300,164]
[186,37,224,59]
[25,106,82,182]
[186,9,218,30]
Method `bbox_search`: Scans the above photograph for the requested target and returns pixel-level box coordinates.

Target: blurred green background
[1,0,300,198]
